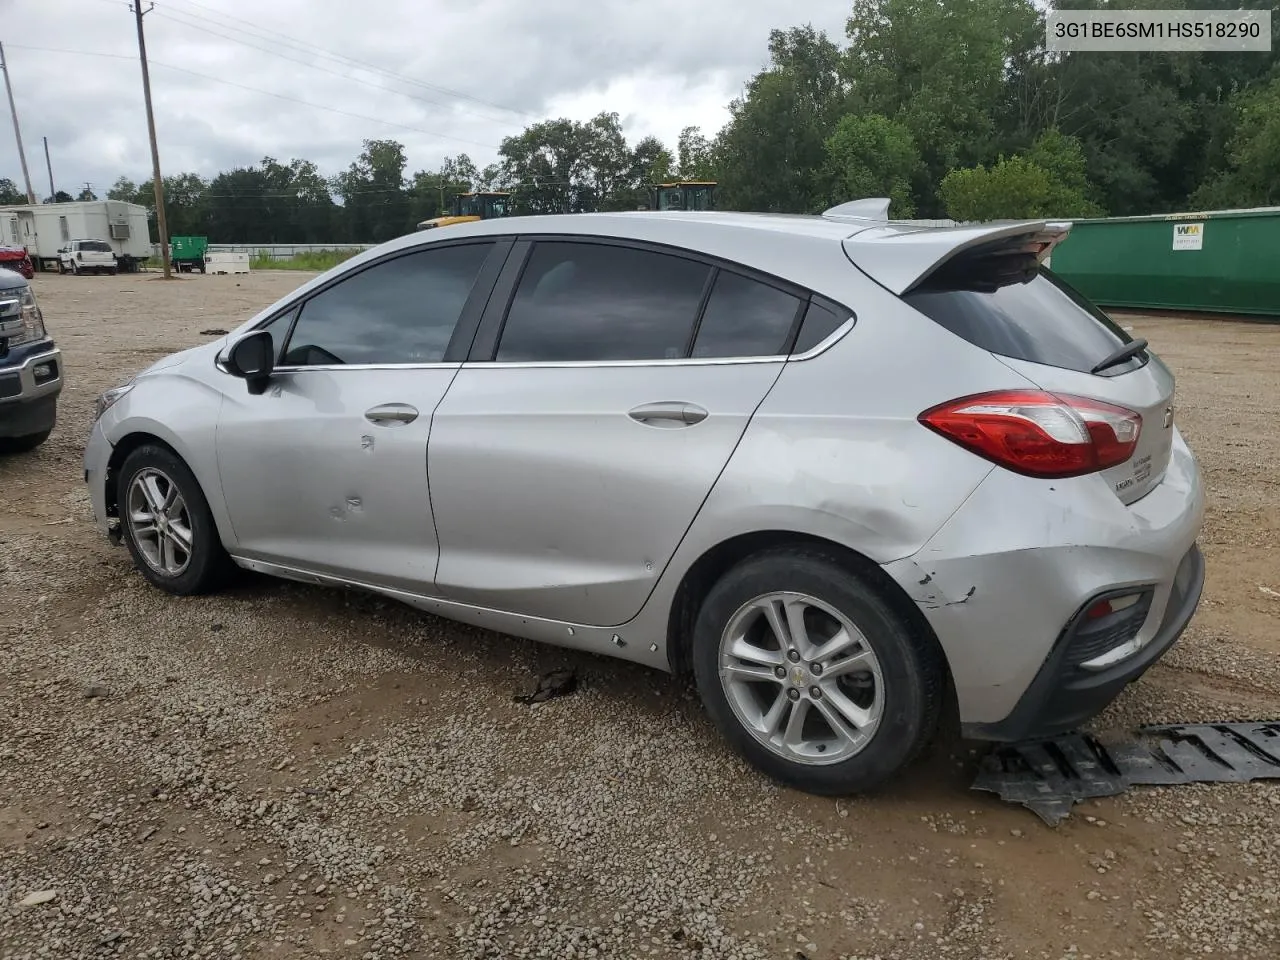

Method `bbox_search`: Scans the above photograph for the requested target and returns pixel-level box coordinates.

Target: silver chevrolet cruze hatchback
[84,201,1205,794]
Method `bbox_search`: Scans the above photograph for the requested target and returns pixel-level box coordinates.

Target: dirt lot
[3,271,1279,960]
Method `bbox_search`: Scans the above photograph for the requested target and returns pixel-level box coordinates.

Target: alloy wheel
[717,591,884,765]
[126,467,194,577]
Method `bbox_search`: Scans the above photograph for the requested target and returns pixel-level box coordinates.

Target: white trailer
[0,201,153,272]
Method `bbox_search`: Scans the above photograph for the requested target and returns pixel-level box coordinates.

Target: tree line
[3,0,1277,242]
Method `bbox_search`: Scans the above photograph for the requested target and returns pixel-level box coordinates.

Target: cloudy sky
[2,0,852,195]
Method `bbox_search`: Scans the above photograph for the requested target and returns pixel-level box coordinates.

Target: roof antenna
[822,198,892,221]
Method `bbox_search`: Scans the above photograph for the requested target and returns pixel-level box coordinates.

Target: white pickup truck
[58,238,118,276]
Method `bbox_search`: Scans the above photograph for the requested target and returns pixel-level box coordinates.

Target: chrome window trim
[461,355,788,371]
[789,316,856,360]
[268,362,464,373]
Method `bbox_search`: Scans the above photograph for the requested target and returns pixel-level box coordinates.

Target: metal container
[1049,206,1280,318]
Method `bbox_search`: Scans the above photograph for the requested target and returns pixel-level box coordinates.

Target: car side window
[495,241,710,362]
[791,298,849,354]
[258,307,298,363]
[281,242,494,367]
[690,271,802,359]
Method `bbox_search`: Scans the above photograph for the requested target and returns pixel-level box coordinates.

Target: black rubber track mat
[971,721,1280,825]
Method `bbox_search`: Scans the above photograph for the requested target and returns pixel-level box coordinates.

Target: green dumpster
[1049,206,1280,318]
[170,236,208,274]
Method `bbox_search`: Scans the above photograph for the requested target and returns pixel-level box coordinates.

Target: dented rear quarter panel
[638,274,1043,665]
[884,424,1205,724]
[663,275,1031,559]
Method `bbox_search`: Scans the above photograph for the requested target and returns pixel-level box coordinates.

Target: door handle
[364,403,419,426]
[628,402,708,426]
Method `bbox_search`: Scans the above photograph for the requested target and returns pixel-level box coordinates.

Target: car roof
[364,210,871,301]
[450,209,867,242]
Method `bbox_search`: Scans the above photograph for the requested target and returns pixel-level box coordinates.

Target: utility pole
[131,3,170,277]
[43,137,55,202]
[0,42,36,204]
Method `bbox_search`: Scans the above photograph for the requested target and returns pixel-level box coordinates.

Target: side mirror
[224,330,275,395]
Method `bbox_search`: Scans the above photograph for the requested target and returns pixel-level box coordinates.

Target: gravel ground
[2,272,1279,960]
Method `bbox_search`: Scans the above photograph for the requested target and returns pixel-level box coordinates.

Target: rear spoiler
[836,212,1072,296]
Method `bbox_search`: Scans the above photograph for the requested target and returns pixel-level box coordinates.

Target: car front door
[214,238,509,591]
[428,237,808,626]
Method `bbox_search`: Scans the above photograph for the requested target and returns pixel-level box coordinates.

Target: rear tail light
[919,389,1141,478]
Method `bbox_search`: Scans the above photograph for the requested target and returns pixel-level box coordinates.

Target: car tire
[117,444,234,596]
[0,428,52,453]
[691,545,945,795]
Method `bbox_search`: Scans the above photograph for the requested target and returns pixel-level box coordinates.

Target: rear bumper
[961,541,1204,741]
[883,426,1205,732]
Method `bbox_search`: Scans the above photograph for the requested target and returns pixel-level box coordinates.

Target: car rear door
[427,237,807,626]
[214,238,509,591]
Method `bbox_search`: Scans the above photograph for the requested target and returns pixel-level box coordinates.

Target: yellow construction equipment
[417,191,512,230]
[649,181,717,212]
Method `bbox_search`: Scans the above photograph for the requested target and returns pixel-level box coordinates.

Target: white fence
[149,242,376,261]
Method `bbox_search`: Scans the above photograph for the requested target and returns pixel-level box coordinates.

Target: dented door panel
[215,367,457,591]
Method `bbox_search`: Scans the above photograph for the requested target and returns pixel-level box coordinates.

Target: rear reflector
[1085,593,1142,620]
[919,389,1141,479]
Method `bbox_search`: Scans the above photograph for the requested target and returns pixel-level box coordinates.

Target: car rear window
[80,241,113,253]
[903,265,1138,375]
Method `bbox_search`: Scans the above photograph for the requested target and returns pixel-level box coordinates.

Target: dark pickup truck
[0,268,62,452]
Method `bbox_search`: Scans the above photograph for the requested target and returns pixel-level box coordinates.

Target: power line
[149,6,521,128]
[164,0,536,120]
[7,44,502,150]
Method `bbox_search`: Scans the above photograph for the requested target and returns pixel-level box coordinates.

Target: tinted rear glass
[792,298,847,354]
[904,267,1137,374]
[80,241,113,252]
[690,271,801,359]
[496,241,710,362]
